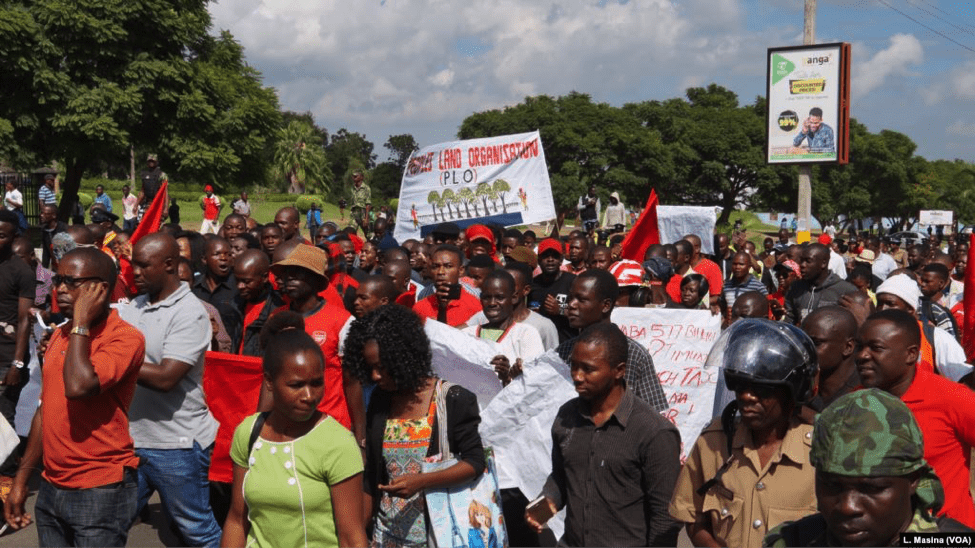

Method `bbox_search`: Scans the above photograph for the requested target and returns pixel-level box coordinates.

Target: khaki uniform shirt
[892,248,908,268]
[350,182,371,210]
[669,417,817,548]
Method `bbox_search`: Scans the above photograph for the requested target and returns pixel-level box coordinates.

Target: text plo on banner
[393,131,556,242]
[611,307,722,461]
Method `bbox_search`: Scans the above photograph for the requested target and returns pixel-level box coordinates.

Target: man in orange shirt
[413,244,482,327]
[4,248,146,546]
[269,244,364,444]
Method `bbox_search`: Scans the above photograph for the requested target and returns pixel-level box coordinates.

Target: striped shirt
[38,185,56,205]
[721,275,768,310]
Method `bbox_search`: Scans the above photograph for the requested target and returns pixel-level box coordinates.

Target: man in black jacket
[234,249,284,356]
[785,243,857,325]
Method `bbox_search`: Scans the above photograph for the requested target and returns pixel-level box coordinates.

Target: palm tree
[457,187,475,218]
[493,179,512,214]
[427,190,441,222]
[273,120,332,194]
[476,182,493,215]
[441,188,456,220]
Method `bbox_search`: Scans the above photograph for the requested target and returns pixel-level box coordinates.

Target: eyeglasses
[53,275,105,289]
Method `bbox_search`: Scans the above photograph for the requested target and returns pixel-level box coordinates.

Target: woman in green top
[221,329,367,547]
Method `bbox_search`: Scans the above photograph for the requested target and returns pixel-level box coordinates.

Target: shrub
[294,195,325,214]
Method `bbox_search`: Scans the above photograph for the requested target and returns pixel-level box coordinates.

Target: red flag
[963,233,975,361]
[619,189,660,262]
[129,181,169,245]
[202,351,264,483]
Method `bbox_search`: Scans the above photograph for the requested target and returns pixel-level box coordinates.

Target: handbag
[423,380,508,548]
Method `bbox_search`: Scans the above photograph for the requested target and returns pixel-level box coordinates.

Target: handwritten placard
[612,308,722,461]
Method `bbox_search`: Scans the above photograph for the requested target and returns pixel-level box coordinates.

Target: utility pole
[797,0,816,243]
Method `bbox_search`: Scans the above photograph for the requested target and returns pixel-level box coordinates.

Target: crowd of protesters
[1,167,975,548]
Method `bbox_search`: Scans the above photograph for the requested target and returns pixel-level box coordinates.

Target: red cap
[818,234,832,245]
[204,185,214,192]
[537,238,563,257]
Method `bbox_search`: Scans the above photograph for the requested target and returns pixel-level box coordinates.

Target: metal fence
[0,171,40,226]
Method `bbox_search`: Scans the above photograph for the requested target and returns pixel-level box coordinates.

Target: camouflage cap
[146,153,158,162]
[811,388,925,477]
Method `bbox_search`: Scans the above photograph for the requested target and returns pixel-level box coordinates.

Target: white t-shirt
[4,189,22,211]
[464,310,559,351]
[933,325,972,382]
[461,321,546,365]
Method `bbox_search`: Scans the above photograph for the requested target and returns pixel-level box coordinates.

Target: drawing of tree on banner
[493,179,511,214]
[441,188,456,220]
[476,182,494,214]
[427,190,442,222]
[458,187,476,218]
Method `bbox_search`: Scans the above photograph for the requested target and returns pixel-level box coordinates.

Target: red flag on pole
[962,233,975,361]
[129,181,169,245]
[202,351,264,483]
[619,189,660,262]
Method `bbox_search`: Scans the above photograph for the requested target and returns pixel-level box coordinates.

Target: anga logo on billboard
[789,78,826,94]
[771,54,795,85]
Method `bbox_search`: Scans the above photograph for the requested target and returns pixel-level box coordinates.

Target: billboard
[920,210,953,226]
[392,131,556,242]
[766,43,851,164]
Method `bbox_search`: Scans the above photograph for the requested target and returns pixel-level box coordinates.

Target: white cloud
[852,33,923,98]
[208,0,765,148]
[948,120,975,137]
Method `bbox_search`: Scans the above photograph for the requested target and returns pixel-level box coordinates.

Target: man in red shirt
[200,184,222,235]
[413,244,482,327]
[856,308,975,528]
[269,244,364,442]
[682,233,722,311]
[4,248,146,546]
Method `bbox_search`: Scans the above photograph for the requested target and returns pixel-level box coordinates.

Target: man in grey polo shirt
[120,233,221,547]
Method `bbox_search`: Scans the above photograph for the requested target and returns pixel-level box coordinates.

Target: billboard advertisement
[766,43,850,164]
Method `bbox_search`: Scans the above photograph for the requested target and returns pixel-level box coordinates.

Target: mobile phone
[526,496,554,525]
[446,283,461,300]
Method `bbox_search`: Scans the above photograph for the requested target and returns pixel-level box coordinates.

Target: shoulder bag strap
[435,380,453,459]
[248,411,270,455]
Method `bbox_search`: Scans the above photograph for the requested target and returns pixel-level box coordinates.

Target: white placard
[656,205,718,255]
[424,320,504,406]
[611,308,723,461]
[393,131,556,242]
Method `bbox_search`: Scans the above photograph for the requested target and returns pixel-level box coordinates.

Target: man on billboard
[792,107,835,153]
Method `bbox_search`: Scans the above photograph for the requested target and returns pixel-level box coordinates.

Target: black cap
[44,174,55,181]
[432,222,460,237]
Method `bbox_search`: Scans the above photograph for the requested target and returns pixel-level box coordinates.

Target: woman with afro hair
[344,304,485,547]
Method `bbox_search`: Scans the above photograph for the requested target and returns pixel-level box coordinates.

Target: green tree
[326,129,376,197]
[476,182,494,215]
[272,119,332,194]
[384,134,419,170]
[0,1,281,221]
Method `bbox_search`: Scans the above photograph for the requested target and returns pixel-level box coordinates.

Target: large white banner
[657,205,718,256]
[393,131,556,242]
[612,308,722,461]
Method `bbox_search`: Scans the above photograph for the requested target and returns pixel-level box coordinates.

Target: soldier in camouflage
[349,170,371,236]
[764,389,973,547]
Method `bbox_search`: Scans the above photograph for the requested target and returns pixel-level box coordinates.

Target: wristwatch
[11,360,25,370]
[70,325,90,337]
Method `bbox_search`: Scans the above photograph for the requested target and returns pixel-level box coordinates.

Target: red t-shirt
[412,291,482,327]
[203,195,220,220]
[396,289,417,308]
[692,258,723,296]
[42,311,145,489]
[239,301,265,353]
[275,300,353,430]
[666,273,683,303]
[902,367,975,527]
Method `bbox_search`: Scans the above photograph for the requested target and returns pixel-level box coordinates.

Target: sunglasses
[725,376,780,399]
[53,275,105,289]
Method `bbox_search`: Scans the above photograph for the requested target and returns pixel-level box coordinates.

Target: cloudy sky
[209,0,975,163]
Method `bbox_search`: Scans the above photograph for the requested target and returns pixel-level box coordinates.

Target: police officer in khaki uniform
[669,319,818,548]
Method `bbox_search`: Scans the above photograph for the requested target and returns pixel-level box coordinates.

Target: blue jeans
[34,468,138,547]
[135,442,222,547]
[123,217,138,232]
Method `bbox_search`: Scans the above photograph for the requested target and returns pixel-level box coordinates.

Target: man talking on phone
[792,106,835,154]
[526,323,681,546]
[412,244,482,327]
